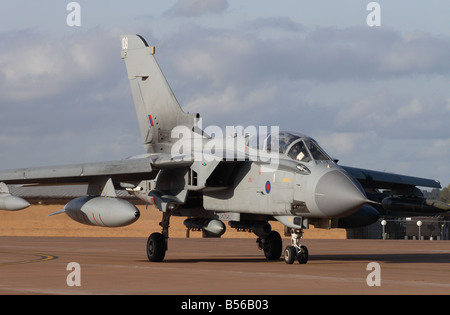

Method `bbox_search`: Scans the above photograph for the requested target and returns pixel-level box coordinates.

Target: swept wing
[342,165,448,216]
[342,165,441,190]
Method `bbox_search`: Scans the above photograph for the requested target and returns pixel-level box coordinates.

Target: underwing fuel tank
[61,196,140,227]
[0,182,30,211]
[0,194,30,211]
[183,218,226,237]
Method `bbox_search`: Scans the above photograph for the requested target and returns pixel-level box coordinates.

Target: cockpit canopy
[248,131,331,163]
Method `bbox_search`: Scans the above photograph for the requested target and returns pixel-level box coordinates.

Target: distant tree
[441,185,450,203]
[423,188,441,200]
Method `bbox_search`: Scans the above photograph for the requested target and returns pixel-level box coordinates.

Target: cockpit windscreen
[306,140,330,161]
[248,131,331,162]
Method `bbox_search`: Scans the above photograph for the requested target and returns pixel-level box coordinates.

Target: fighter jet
[0,35,447,264]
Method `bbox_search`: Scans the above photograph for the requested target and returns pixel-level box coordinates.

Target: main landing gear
[147,232,166,262]
[146,209,172,262]
[284,228,308,264]
[256,231,283,261]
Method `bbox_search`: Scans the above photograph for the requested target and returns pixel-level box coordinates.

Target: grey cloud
[153,21,450,143]
[0,29,121,103]
[0,29,142,166]
[241,16,306,34]
[165,0,228,17]
[162,23,450,88]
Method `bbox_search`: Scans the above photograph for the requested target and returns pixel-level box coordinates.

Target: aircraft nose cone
[313,170,368,217]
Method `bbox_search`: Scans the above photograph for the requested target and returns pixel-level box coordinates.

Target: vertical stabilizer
[120,35,198,153]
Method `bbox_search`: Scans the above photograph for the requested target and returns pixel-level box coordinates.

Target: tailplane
[120,34,198,153]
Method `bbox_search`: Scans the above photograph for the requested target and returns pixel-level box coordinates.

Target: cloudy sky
[0,0,449,189]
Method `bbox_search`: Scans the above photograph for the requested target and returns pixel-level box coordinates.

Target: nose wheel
[284,229,308,264]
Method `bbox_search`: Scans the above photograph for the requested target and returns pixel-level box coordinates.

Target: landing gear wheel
[285,228,309,264]
[297,245,309,264]
[284,245,297,264]
[147,232,166,262]
[263,231,282,260]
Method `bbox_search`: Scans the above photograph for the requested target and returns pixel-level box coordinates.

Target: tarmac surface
[0,236,449,295]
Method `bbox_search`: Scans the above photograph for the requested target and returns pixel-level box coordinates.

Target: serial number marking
[225,299,269,311]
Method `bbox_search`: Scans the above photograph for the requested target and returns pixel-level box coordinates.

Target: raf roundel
[265,181,271,194]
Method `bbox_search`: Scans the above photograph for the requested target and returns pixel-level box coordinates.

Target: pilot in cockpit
[288,141,311,162]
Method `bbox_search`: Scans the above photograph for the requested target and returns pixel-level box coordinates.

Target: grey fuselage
[135,131,369,228]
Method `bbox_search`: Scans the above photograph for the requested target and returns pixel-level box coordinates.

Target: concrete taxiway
[0,237,449,295]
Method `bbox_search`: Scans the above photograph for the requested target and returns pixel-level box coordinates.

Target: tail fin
[120,35,198,153]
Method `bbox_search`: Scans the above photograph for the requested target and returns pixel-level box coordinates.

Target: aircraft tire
[297,245,309,264]
[263,231,282,260]
[284,246,296,264]
[147,232,166,262]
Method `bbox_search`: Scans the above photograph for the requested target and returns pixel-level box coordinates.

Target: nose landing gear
[284,228,308,264]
